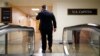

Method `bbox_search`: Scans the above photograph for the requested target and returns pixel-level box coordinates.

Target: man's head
[42,5,46,10]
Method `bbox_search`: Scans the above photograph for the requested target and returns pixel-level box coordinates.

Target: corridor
[0,0,100,56]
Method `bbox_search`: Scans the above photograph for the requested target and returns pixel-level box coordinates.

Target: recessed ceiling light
[32,8,40,11]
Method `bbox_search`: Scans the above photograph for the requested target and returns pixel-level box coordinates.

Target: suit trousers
[40,29,53,51]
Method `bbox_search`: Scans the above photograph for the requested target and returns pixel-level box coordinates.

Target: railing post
[4,23,8,56]
[28,31,34,56]
[5,33,8,56]
[99,36,100,56]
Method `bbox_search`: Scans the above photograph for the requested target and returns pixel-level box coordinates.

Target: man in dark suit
[36,5,57,53]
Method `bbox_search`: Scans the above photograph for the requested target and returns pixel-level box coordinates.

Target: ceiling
[6,0,56,17]
[2,0,100,6]
[1,0,99,17]
[7,0,59,6]
[7,0,100,6]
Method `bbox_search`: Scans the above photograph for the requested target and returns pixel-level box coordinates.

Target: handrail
[63,23,100,56]
[0,25,9,30]
[0,24,34,30]
[0,24,34,35]
[63,23,100,32]
[0,24,34,56]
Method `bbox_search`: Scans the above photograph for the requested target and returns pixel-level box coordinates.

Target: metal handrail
[0,25,34,35]
[63,23,100,32]
[63,23,100,56]
[0,24,34,56]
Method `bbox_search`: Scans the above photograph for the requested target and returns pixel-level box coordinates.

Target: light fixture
[35,13,38,15]
[32,8,40,11]
[88,23,98,26]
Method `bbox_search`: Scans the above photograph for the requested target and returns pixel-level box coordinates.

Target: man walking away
[36,5,57,53]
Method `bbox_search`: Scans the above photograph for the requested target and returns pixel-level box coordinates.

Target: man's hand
[54,28,56,32]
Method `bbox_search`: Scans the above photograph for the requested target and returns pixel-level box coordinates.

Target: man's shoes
[42,50,45,53]
[49,48,52,53]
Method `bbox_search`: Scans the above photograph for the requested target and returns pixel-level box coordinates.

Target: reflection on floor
[0,43,99,56]
[0,44,29,54]
[33,32,65,56]
[8,44,28,54]
[34,43,65,56]
[66,43,99,56]
[0,32,65,56]
[0,43,65,56]
[0,45,5,54]
[0,32,99,56]
[36,43,64,53]
[34,48,65,56]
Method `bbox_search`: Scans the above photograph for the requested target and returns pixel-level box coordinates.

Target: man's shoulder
[46,10,53,14]
[42,10,52,13]
[39,10,53,15]
[46,11,54,15]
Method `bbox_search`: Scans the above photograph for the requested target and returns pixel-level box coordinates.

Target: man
[36,5,57,53]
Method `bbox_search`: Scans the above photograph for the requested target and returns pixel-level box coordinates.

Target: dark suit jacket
[36,10,57,31]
